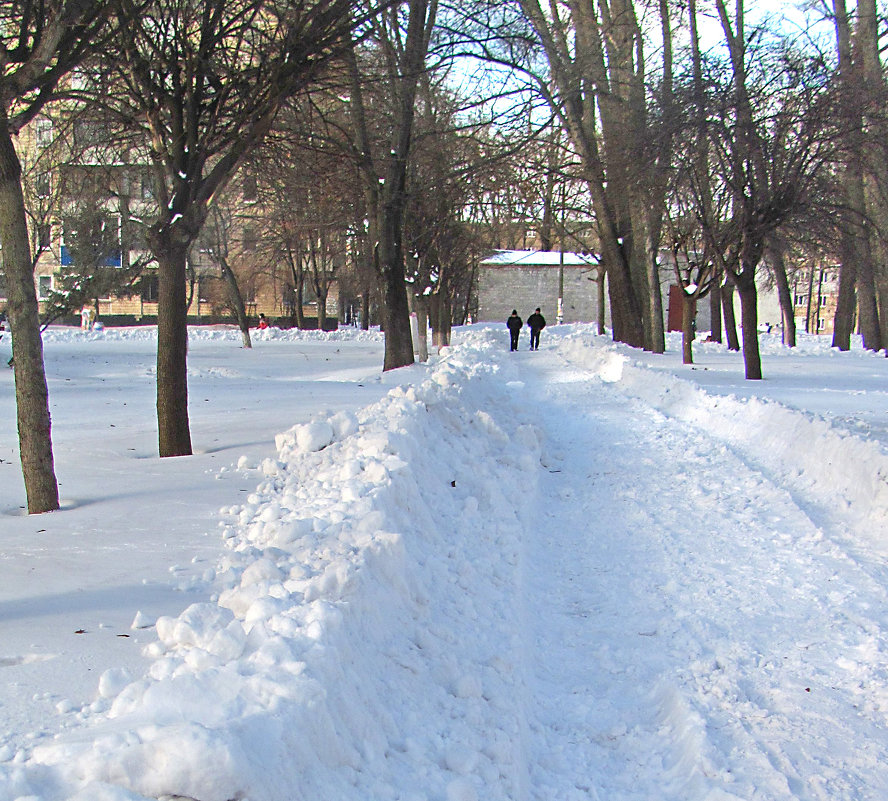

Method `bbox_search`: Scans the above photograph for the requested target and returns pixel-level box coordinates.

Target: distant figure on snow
[258,313,269,330]
[80,306,93,332]
[507,310,522,351]
[527,307,546,350]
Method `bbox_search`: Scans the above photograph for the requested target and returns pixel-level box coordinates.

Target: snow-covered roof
[480,249,599,267]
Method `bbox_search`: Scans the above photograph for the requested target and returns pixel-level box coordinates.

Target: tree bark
[345,7,430,373]
[317,288,328,331]
[831,0,879,350]
[597,268,607,336]
[709,277,723,343]
[519,0,653,350]
[152,229,193,457]
[413,295,429,361]
[378,229,415,369]
[857,0,885,351]
[430,290,451,349]
[0,125,60,513]
[767,235,796,347]
[722,282,741,351]
[682,293,697,365]
[361,284,371,330]
[738,280,762,379]
[832,241,857,349]
[220,258,252,348]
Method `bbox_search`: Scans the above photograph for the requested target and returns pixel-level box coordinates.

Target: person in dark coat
[507,310,522,351]
[527,307,546,350]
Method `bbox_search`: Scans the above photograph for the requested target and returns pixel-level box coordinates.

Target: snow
[480,250,598,267]
[1,322,887,801]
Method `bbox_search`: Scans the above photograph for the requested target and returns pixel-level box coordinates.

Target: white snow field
[1,322,887,801]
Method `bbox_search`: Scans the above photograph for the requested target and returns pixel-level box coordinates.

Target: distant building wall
[477,251,603,325]
[478,249,793,337]
[478,264,602,324]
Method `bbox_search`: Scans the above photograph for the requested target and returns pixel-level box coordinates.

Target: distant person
[258,313,269,330]
[527,307,546,350]
[507,309,522,351]
[80,306,93,332]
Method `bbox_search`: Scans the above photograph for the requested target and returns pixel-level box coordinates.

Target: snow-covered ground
[0,322,886,801]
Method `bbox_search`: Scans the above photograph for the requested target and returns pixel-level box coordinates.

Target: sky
[1,321,887,801]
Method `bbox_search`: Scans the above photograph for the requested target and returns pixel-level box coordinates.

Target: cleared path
[513,345,888,801]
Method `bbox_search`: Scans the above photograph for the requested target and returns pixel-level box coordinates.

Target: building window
[794,293,806,306]
[141,273,159,302]
[820,296,827,306]
[38,275,53,299]
[817,317,826,330]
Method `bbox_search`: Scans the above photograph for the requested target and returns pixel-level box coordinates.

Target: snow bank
[6,330,541,801]
[556,331,888,546]
[38,324,384,345]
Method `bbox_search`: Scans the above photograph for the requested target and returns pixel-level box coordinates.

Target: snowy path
[515,345,888,801]
[4,326,888,801]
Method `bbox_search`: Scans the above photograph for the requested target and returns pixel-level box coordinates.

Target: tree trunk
[805,263,815,333]
[646,244,666,353]
[604,242,645,347]
[153,234,193,457]
[430,291,452,349]
[597,268,607,336]
[413,295,429,362]
[379,231,414,370]
[857,0,884,351]
[877,255,888,351]
[738,279,762,379]
[221,258,252,348]
[709,277,723,342]
[767,236,796,347]
[317,289,328,331]
[296,268,306,329]
[682,293,697,365]
[831,0,874,351]
[288,259,306,329]
[361,284,371,330]
[832,236,858,350]
[0,125,60,513]
[722,282,741,351]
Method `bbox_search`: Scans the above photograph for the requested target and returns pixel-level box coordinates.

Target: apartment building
[790,264,840,336]
[2,113,338,329]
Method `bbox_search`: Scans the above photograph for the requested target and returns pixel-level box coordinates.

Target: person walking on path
[507,310,523,351]
[527,307,546,350]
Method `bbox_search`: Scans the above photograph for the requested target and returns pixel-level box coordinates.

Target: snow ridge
[555,332,888,547]
[16,335,541,801]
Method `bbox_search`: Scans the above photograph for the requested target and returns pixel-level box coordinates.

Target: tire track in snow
[512,347,888,801]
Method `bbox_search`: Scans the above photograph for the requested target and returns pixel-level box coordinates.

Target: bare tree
[0,0,116,513]
[104,0,381,456]
[829,0,883,352]
[201,203,253,348]
[678,1,835,378]
[404,75,488,354]
[518,0,674,352]
[346,0,438,371]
